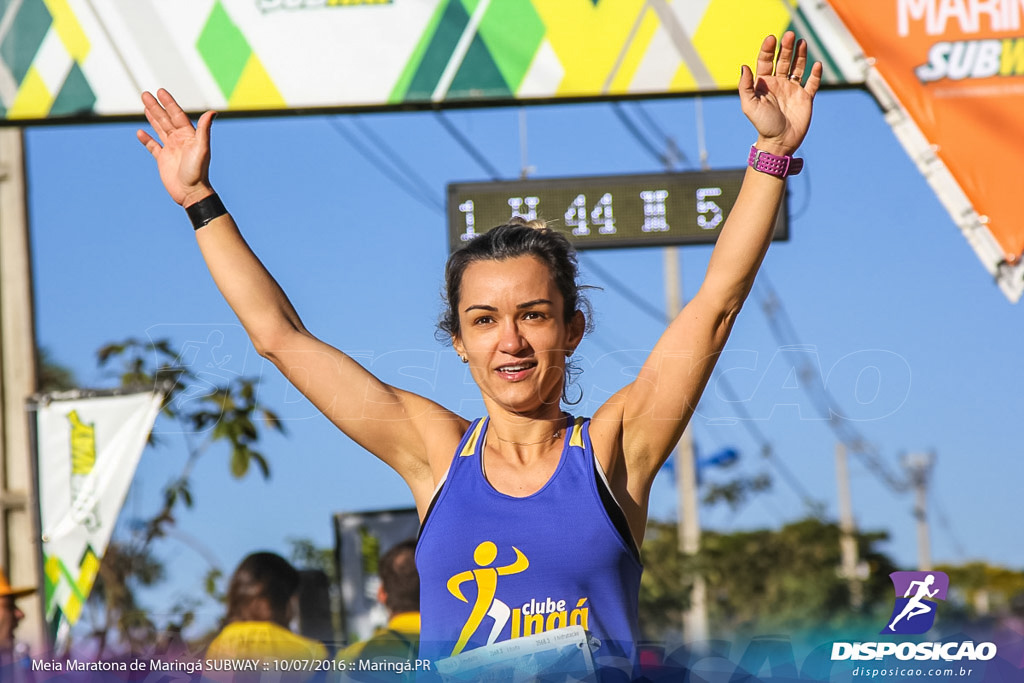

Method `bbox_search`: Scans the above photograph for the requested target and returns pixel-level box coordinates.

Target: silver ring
[789,74,801,81]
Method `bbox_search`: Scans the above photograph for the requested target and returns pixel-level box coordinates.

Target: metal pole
[674,96,712,646]
[666,247,708,646]
[914,476,931,571]
[835,443,863,609]
[518,109,531,179]
[904,453,935,571]
[0,127,43,650]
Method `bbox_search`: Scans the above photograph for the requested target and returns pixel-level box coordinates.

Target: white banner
[1,0,852,121]
[36,390,163,630]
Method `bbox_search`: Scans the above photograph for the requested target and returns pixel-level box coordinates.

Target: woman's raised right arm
[136,90,466,499]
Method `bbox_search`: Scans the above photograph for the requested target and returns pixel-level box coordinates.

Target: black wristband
[185,193,227,230]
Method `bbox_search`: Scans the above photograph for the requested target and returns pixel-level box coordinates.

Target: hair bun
[507,216,549,231]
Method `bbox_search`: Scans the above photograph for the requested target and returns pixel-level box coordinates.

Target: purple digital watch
[748,145,804,177]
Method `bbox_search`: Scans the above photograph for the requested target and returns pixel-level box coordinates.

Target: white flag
[35,390,162,630]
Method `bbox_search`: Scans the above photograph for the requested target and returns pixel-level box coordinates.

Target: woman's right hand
[137,89,216,207]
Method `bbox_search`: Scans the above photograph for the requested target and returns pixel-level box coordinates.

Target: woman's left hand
[739,31,822,157]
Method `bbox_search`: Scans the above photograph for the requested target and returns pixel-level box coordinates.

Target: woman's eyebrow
[517,299,553,309]
[463,299,553,313]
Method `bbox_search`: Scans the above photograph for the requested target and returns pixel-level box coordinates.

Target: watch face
[448,169,788,252]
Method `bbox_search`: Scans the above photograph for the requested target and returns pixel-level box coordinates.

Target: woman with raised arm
[139,32,820,681]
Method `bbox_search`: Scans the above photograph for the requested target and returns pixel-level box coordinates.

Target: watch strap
[748,145,804,177]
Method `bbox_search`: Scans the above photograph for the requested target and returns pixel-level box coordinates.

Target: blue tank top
[416,416,643,679]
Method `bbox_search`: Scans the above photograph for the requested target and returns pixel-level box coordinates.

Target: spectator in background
[0,569,32,653]
[0,569,34,683]
[337,540,419,680]
[207,552,327,664]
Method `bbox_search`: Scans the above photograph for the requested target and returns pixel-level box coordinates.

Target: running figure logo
[447,541,529,655]
[882,571,949,634]
[67,410,101,532]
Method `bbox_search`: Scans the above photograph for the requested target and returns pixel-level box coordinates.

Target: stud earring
[460,356,468,363]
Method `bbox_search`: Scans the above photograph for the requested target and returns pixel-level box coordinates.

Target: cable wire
[630,102,689,169]
[326,117,444,214]
[350,116,445,209]
[579,254,668,323]
[931,493,968,560]
[435,111,504,181]
[610,102,669,168]
[711,373,823,512]
[630,102,670,143]
[578,252,822,513]
[754,273,908,492]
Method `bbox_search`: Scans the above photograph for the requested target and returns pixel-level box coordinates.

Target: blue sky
[24,86,1024,633]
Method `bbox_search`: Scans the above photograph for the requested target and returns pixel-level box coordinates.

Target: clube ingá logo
[882,571,949,635]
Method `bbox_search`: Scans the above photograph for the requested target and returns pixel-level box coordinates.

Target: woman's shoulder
[416,412,476,488]
[583,405,628,472]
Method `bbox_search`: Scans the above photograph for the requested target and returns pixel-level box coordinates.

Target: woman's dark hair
[223,551,300,627]
[437,219,593,404]
[438,219,591,340]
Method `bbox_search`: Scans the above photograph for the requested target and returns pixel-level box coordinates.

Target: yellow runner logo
[446,541,528,655]
[67,410,100,532]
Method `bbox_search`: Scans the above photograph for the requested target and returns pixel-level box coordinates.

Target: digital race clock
[447,169,788,253]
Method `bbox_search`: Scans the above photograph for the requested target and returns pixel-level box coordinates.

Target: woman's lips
[494,361,537,381]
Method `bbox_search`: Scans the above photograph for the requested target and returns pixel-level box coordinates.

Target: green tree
[937,562,1024,621]
[639,518,898,641]
[38,346,77,391]
[288,537,337,586]
[81,337,286,656]
[85,542,164,658]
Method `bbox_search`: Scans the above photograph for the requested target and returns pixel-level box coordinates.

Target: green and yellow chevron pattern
[43,547,100,627]
[0,0,849,121]
[1,0,95,119]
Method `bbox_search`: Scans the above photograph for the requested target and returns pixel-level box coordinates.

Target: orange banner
[826,0,1024,263]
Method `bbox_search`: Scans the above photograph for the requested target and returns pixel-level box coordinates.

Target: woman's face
[453,255,583,416]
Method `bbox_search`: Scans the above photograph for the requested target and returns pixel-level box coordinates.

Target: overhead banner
[34,390,163,641]
[0,0,854,122]
[819,0,1024,301]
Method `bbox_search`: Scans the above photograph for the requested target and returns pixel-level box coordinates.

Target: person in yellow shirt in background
[336,540,419,682]
[207,551,326,679]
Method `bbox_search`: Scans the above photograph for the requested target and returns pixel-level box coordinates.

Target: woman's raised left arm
[594,32,822,508]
